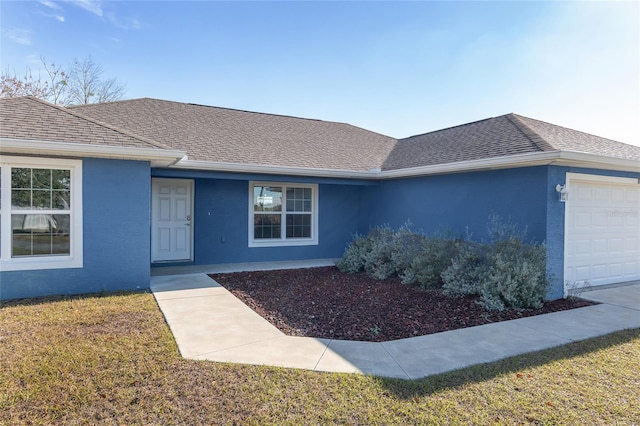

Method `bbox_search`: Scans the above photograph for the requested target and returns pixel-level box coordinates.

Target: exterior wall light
[555,184,568,202]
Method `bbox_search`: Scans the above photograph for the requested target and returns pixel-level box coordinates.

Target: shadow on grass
[375,328,640,399]
[0,289,150,309]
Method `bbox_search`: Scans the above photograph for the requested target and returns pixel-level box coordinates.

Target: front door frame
[151,177,195,263]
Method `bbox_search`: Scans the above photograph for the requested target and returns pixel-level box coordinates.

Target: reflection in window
[250,183,317,245]
[12,214,70,256]
[10,167,72,257]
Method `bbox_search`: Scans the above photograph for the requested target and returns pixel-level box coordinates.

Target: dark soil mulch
[210,266,594,342]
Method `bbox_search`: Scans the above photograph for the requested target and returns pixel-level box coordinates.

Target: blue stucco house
[1,96,638,300]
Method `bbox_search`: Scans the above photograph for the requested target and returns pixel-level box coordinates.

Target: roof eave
[171,159,379,179]
[172,151,639,180]
[380,150,640,179]
[0,138,186,167]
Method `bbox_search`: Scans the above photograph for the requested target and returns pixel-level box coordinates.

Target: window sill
[249,239,318,248]
[0,256,83,272]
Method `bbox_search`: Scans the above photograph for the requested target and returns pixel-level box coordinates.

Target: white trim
[248,182,319,247]
[4,138,637,178]
[0,156,83,271]
[173,151,640,180]
[565,172,639,185]
[176,159,375,179]
[380,151,640,179]
[562,172,640,295]
[0,138,186,167]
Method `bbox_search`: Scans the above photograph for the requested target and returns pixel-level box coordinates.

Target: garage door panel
[611,188,625,202]
[625,260,640,272]
[573,239,591,254]
[608,238,623,252]
[591,238,608,254]
[624,238,638,251]
[608,263,624,278]
[565,176,640,292]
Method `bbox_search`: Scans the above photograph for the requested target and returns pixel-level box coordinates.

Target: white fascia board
[170,151,640,180]
[379,151,640,179]
[173,159,379,179]
[0,138,186,167]
[555,151,640,173]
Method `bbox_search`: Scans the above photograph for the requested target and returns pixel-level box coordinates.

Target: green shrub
[338,223,427,280]
[337,225,397,274]
[442,216,549,311]
[441,240,488,295]
[481,237,548,310]
[336,232,375,273]
[401,234,461,289]
[363,225,397,280]
[389,224,428,275]
[337,216,549,311]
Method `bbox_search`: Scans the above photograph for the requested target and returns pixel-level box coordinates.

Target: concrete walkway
[151,264,640,380]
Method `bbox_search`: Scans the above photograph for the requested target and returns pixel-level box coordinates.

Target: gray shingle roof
[72,98,397,172]
[383,113,640,171]
[0,96,172,150]
[4,96,637,173]
[510,114,640,160]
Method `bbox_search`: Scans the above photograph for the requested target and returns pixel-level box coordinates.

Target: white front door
[151,178,194,262]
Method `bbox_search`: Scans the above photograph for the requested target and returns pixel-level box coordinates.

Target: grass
[1,292,639,425]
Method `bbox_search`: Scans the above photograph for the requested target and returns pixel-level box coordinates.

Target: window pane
[286,214,311,238]
[32,169,51,189]
[11,190,31,209]
[11,214,70,257]
[32,190,52,209]
[11,168,31,189]
[52,170,70,190]
[53,190,71,210]
[10,167,71,211]
[286,186,312,212]
[254,214,281,239]
[254,186,282,212]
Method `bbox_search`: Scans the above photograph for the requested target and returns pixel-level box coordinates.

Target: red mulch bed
[209,266,594,342]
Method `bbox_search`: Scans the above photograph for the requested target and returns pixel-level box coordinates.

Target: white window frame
[248,181,319,247]
[0,155,83,271]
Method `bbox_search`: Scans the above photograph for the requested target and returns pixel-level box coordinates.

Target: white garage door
[564,173,640,293]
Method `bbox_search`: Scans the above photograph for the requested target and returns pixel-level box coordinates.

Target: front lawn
[1,292,638,425]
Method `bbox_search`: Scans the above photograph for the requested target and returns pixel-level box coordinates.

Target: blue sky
[1,1,639,145]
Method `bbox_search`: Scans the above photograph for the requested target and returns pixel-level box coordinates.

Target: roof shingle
[0,96,173,151]
[383,113,640,171]
[72,98,397,172]
[4,96,637,173]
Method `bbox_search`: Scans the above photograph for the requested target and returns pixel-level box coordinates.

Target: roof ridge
[187,101,330,123]
[74,96,335,125]
[74,97,397,140]
[400,115,507,141]
[25,97,177,151]
[506,113,555,152]
[510,113,625,144]
[68,97,153,110]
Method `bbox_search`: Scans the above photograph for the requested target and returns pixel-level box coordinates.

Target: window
[249,182,318,247]
[0,156,83,271]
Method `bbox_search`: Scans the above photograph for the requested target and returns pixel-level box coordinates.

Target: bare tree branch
[1,56,126,105]
[66,56,126,105]
[40,57,68,105]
